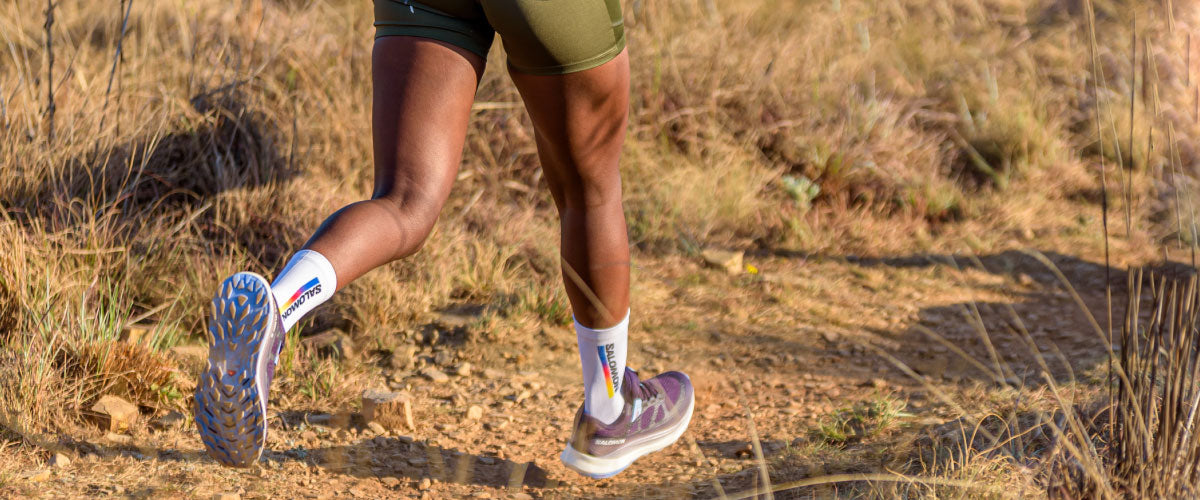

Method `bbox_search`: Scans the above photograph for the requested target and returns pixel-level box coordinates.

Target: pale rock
[465,405,484,421]
[701,248,744,274]
[390,346,418,370]
[361,389,415,432]
[421,367,450,383]
[454,362,472,377]
[50,452,70,468]
[90,395,139,432]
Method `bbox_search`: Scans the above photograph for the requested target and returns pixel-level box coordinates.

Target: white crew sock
[576,311,630,425]
[271,249,337,332]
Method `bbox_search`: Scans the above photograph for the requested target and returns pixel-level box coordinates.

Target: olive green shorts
[374,0,625,75]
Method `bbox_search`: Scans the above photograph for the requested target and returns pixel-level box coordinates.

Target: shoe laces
[622,368,661,404]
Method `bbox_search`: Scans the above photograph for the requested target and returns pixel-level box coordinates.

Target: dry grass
[4,0,1200,496]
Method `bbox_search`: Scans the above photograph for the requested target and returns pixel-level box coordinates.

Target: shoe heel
[193,273,274,467]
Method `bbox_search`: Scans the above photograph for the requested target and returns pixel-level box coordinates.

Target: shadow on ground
[762,248,1196,386]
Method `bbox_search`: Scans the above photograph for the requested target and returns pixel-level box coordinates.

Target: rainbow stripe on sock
[597,346,615,398]
[283,277,320,309]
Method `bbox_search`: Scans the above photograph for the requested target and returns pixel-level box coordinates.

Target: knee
[546,144,624,211]
[368,192,442,257]
[573,166,623,210]
[554,128,626,211]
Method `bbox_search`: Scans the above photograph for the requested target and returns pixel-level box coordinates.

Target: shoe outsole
[560,387,696,479]
[193,273,275,468]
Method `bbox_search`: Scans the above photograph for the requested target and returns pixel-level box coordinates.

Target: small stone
[367,422,386,435]
[704,404,720,413]
[50,452,70,468]
[482,368,504,379]
[306,413,333,425]
[465,405,484,421]
[349,483,371,497]
[511,494,533,500]
[454,362,472,377]
[513,390,532,404]
[152,411,186,430]
[419,477,432,490]
[304,330,355,360]
[390,346,418,370]
[434,350,454,367]
[408,457,428,467]
[820,331,839,343]
[421,367,450,383]
[701,248,744,274]
[382,477,400,487]
[361,389,415,431]
[484,421,508,431]
[89,395,139,432]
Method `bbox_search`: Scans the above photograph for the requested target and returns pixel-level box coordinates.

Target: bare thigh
[304,37,484,287]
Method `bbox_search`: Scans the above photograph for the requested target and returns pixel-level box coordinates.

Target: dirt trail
[1,244,1164,499]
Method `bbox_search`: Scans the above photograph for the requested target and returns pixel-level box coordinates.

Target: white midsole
[560,392,695,476]
[241,273,277,450]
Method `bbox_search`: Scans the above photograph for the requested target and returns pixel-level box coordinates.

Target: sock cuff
[275,249,337,291]
[573,309,630,343]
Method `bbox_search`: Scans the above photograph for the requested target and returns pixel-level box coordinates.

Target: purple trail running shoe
[193,272,286,468]
[561,368,695,478]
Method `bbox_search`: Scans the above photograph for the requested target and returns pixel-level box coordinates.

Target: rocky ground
[0,239,1164,499]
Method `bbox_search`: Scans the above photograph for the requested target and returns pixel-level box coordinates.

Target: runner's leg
[306,36,483,287]
[509,50,632,424]
[195,36,484,468]
[508,50,631,329]
[271,37,485,332]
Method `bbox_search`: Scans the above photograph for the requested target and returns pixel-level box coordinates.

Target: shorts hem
[507,36,626,76]
[374,25,492,60]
